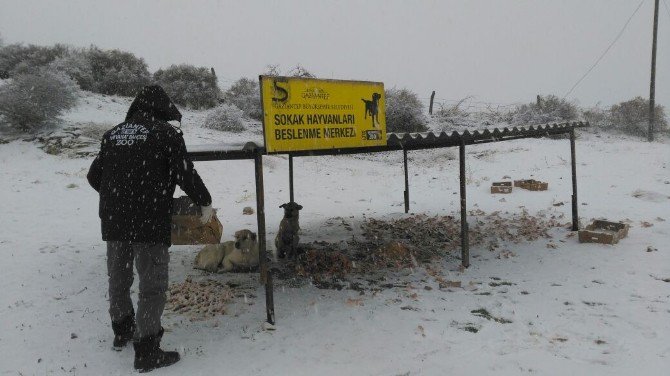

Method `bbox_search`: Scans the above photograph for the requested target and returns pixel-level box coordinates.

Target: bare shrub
[510,95,578,125]
[385,87,428,133]
[479,105,517,126]
[0,69,79,133]
[263,64,281,76]
[434,98,472,129]
[203,104,246,132]
[263,64,315,78]
[286,64,315,78]
[609,97,667,136]
[225,77,262,120]
[582,105,610,129]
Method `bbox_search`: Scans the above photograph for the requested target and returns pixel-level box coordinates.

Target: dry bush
[263,64,315,78]
[609,97,667,136]
[434,98,471,129]
[510,95,578,125]
[582,105,610,129]
[286,64,315,78]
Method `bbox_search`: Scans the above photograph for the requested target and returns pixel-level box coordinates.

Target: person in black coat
[88,85,212,372]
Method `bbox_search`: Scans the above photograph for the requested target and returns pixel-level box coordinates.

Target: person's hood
[125,85,182,123]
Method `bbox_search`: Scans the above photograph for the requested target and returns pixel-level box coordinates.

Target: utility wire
[563,0,646,99]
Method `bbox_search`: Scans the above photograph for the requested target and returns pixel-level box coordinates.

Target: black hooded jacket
[87,86,212,244]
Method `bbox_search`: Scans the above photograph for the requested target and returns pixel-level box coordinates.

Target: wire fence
[417,96,526,114]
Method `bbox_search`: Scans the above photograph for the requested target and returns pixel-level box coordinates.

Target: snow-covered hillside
[0,93,668,375]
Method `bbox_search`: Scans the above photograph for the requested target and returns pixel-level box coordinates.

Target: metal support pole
[648,0,659,142]
[570,129,579,231]
[403,148,409,213]
[459,142,469,268]
[288,154,295,203]
[254,152,275,324]
[429,91,436,115]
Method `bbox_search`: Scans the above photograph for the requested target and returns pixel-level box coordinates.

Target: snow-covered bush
[0,44,70,77]
[434,98,472,129]
[510,95,578,125]
[88,47,151,97]
[48,50,94,91]
[0,69,79,133]
[225,77,262,120]
[582,105,610,129]
[154,64,220,109]
[203,104,246,132]
[385,88,428,133]
[609,97,668,136]
[0,44,150,97]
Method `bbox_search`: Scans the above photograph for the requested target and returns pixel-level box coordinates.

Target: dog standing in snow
[275,202,303,260]
[194,229,259,272]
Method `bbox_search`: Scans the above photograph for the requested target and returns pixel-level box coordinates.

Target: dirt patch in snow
[275,210,569,289]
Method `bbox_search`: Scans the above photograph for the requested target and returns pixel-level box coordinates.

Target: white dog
[194,229,259,273]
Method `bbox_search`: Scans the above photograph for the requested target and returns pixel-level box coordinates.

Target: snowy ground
[1,93,669,375]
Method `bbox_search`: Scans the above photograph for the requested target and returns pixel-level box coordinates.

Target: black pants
[107,242,169,339]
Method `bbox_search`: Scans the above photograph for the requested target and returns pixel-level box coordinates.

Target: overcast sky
[1,0,668,109]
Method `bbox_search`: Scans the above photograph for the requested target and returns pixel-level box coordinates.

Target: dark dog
[275,202,303,259]
[362,93,381,128]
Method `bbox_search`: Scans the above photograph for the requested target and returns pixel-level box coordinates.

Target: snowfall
[0,93,668,376]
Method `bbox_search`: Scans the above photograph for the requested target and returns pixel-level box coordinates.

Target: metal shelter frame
[187,121,588,325]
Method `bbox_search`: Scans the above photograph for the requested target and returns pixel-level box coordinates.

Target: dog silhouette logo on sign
[362,93,381,128]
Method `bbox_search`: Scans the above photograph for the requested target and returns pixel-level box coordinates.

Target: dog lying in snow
[194,229,259,272]
[275,202,302,260]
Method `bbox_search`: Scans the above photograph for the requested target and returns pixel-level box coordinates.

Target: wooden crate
[171,196,223,245]
[490,181,513,194]
[514,179,548,191]
[578,220,629,245]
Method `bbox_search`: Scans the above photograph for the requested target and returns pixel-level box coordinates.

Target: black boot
[133,328,180,373]
[111,313,135,351]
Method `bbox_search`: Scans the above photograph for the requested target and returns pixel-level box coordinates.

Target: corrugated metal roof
[386,121,587,147]
[187,121,588,161]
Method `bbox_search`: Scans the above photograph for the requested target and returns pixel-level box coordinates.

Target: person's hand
[200,205,214,224]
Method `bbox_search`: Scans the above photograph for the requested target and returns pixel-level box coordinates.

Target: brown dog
[275,202,302,259]
[194,229,259,272]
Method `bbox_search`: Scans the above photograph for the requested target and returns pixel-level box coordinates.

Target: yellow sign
[259,76,386,153]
